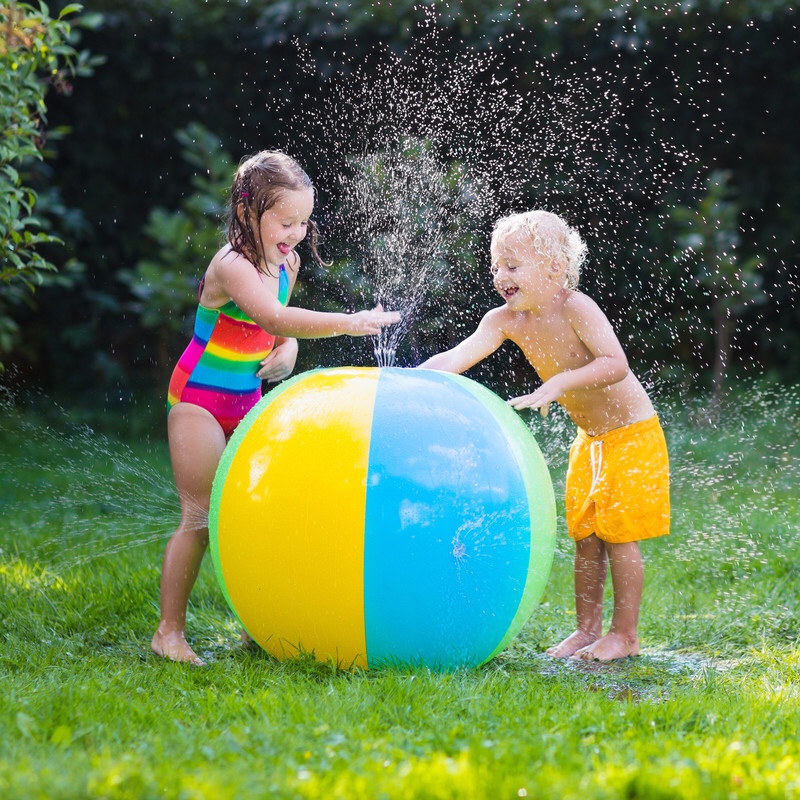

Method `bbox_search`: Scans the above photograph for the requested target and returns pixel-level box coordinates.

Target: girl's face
[256,187,315,267]
[490,229,558,310]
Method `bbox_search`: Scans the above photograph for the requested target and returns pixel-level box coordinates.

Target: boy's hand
[508,393,551,416]
[508,376,564,416]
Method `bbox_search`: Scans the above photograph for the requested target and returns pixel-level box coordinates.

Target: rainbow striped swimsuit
[167,264,289,436]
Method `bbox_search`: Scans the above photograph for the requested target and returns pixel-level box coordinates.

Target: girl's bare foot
[546,629,599,658]
[572,632,639,662]
[151,630,206,666]
[240,629,259,650]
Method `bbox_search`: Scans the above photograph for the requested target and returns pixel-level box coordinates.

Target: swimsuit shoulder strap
[278,263,290,305]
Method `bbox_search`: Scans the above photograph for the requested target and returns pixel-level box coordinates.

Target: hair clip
[241,192,249,198]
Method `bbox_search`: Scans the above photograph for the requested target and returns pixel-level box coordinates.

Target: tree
[8,0,798,392]
[0,1,97,358]
[670,170,767,408]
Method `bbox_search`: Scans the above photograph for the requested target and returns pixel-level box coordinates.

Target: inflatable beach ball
[209,367,556,670]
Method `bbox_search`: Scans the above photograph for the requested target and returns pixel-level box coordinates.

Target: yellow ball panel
[216,368,379,667]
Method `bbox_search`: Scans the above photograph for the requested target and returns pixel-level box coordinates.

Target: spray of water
[281,10,704,368]
[0,388,180,578]
[336,138,477,366]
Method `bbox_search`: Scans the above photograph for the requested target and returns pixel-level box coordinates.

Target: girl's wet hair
[227,150,327,272]
[492,210,587,290]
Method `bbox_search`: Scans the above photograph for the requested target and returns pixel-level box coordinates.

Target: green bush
[0,1,99,363]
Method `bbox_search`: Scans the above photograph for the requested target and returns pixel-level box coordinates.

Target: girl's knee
[174,524,210,548]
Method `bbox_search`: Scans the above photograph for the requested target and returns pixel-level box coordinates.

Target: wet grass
[1,380,799,799]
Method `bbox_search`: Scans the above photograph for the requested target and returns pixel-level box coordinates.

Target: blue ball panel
[445,371,556,662]
[363,369,532,669]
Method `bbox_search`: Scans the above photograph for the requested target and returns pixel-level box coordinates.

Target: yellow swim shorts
[566,415,670,544]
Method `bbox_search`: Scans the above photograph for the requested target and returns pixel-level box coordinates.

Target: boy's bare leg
[574,540,642,661]
[546,533,607,657]
[151,405,226,666]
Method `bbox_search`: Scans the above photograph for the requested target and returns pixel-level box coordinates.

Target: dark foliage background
[6,0,799,418]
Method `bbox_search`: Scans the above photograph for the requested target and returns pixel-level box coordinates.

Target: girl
[152,151,400,665]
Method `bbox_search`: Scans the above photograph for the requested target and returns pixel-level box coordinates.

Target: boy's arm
[419,310,507,374]
[509,293,629,411]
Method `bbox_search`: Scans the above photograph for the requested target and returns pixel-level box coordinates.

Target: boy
[419,210,669,661]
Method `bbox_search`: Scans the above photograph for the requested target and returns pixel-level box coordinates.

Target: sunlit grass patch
[1,380,800,798]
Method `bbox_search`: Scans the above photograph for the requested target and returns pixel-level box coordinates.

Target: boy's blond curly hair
[491,210,587,290]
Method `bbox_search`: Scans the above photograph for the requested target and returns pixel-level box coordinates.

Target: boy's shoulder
[480,304,518,331]
[562,288,607,319]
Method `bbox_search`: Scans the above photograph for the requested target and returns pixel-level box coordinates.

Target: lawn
[1,379,799,799]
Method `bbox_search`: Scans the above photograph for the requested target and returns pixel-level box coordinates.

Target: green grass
[2,380,800,799]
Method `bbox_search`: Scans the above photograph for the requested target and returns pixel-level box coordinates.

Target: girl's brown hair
[227,151,326,273]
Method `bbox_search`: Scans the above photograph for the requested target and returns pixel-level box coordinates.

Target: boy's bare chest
[506,315,590,380]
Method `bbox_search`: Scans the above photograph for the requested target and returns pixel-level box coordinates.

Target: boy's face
[490,229,555,309]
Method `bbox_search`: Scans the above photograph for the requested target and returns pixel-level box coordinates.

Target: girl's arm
[419,309,507,373]
[221,253,399,338]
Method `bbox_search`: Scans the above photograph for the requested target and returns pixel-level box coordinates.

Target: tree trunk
[711,300,733,411]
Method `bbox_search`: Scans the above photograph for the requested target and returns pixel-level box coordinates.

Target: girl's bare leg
[151,404,226,665]
[546,533,607,657]
[574,540,642,661]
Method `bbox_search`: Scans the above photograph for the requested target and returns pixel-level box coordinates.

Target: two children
[153,147,667,664]
[421,210,670,661]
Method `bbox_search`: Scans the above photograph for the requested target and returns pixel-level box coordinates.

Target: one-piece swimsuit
[167,263,289,436]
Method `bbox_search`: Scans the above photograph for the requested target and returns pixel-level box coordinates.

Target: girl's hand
[257,338,299,383]
[348,305,401,336]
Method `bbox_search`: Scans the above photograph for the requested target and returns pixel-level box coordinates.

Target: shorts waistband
[577,415,660,444]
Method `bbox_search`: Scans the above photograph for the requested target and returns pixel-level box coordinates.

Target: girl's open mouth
[278,243,291,255]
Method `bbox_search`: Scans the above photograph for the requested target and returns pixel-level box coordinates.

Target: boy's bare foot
[240,629,259,650]
[571,632,639,662]
[151,630,206,666]
[545,629,599,658]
